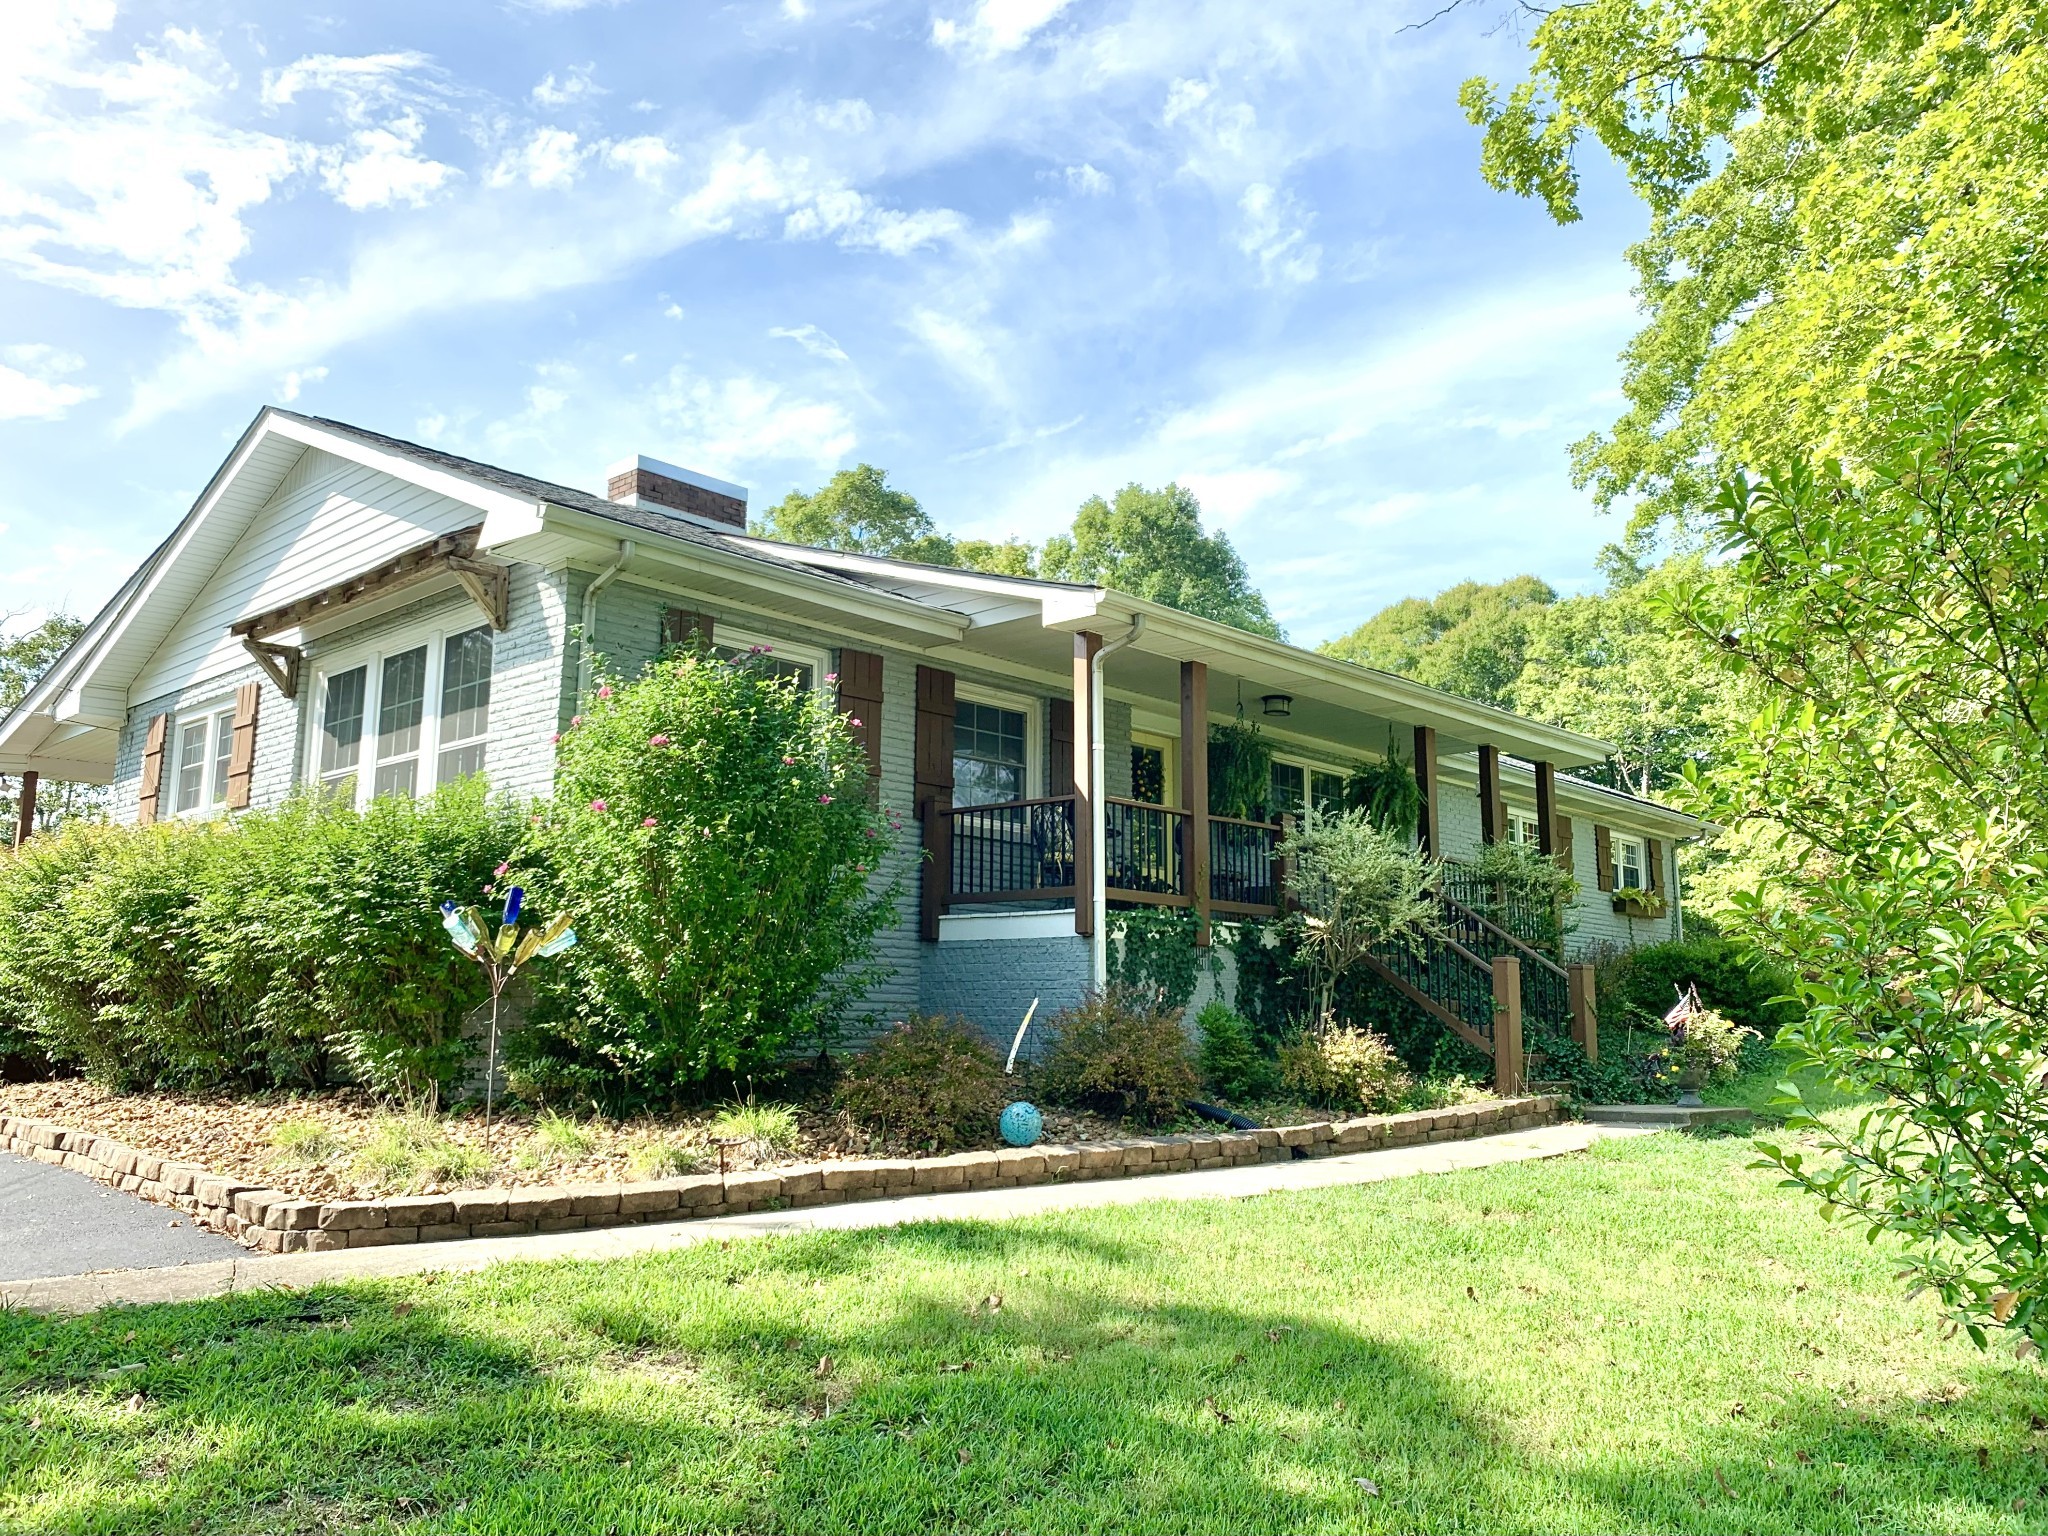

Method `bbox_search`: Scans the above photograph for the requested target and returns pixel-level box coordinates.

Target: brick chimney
[604,455,748,530]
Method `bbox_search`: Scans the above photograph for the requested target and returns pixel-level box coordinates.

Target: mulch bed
[0,1079,1138,1202]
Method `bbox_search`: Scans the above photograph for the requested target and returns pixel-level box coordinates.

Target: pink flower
[824,672,839,684]
[570,715,584,727]
[589,798,609,813]
[649,733,672,747]
[494,862,509,878]
[782,755,796,765]
[642,816,658,828]
[550,732,561,744]
[597,685,613,699]
[889,820,903,831]
[863,828,876,838]
[849,718,862,728]
[855,863,867,873]
[819,794,834,805]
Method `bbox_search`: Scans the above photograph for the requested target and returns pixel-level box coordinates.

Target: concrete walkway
[0,1148,242,1282]
[1,1121,1646,1315]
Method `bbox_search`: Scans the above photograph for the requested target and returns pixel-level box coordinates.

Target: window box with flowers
[1611,886,1668,919]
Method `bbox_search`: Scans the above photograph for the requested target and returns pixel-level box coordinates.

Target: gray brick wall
[112,663,296,822]
[920,933,1092,1057]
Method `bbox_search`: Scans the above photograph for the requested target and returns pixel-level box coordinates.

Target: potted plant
[1654,1003,1757,1107]
[1611,885,1668,919]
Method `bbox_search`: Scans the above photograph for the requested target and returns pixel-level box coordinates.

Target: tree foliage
[1321,575,1554,708]
[1464,0,2048,537]
[1674,398,2048,1353]
[1038,482,1282,638]
[1280,808,1444,1021]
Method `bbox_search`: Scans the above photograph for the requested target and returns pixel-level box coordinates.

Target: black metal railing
[1435,891,1571,1027]
[1105,798,1184,895]
[947,796,1075,900]
[1366,927,1497,1050]
[1210,816,1279,910]
[1441,861,1564,958]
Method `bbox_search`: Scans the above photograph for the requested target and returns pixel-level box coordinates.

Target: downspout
[1673,842,1685,942]
[1089,614,1145,989]
[576,540,634,701]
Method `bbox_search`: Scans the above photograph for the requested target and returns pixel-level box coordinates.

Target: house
[0,407,1705,1085]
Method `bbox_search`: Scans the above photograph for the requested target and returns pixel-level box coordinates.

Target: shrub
[837,1015,1005,1151]
[1402,1073,1492,1111]
[1278,1020,1412,1113]
[1035,988,1199,1127]
[1281,809,1442,1018]
[629,1138,710,1178]
[0,781,520,1098]
[1194,1001,1276,1102]
[519,646,898,1100]
[515,1109,598,1170]
[1595,935,1799,1040]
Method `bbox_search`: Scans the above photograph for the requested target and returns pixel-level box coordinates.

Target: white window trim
[168,694,239,818]
[1506,808,1543,847]
[1268,751,1348,817]
[306,618,495,810]
[711,622,830,690]
[955,681,1043,802]
[1613,832,1647,890]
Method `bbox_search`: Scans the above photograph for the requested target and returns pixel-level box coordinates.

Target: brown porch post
[1181,660,1211,947]
[1568,961,1598,1063]
[1412,725,1438,855]
[1492,955,1524,1095]
[1072,631,1101,938]
[1478,744,1503,845]
[1533,760,1556,854]
[12,770,36,847]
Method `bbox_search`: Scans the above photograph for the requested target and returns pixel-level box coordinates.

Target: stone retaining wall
[0,1096,1563,1256]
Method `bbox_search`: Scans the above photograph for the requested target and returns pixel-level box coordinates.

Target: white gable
[130,448,494,704]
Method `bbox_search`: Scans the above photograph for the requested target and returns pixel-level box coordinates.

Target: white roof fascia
[1435,752,1709,837]
[536,504,970,645]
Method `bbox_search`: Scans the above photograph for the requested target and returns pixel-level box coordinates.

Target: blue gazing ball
[999,1101,1044,1148]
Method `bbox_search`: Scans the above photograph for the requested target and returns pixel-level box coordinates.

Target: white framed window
[952,683,1042,808]
[710,623,829,691]
[1507,809,1543,848]
[311,622,495,808]
[1267,755,1347,819]
[170,699,239,816]
[1612,833,1646,891]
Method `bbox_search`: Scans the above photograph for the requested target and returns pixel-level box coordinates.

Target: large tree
[1463,0,2048,538]
[1038,483,1283,639]
[751,464,961,565]
[0,615,98,834]
[1321,575,1555,709]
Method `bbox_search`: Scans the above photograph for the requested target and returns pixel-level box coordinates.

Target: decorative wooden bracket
[241,636,303,700]
[445,554,511,631]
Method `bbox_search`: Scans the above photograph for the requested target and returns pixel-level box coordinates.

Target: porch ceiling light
[1260,693,1293,718]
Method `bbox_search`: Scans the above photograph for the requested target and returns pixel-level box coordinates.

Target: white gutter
[577,540,634,699]
[1089,615,1145,989]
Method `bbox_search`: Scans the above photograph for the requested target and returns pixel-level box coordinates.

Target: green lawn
[4,1111,2044,1534]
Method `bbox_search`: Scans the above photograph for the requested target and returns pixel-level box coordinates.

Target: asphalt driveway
[0,1148,241,1282]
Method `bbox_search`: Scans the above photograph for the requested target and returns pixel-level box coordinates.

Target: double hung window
[314,623,495,807]
[955,699,1028,807]
[170,702,239,815]
[1267,758,1347,819]
[1612,833,1646,891]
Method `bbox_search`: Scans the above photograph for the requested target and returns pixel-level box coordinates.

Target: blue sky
[0,0,1648,648]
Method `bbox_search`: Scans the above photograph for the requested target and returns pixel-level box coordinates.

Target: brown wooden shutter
[1593,824,1614,891]
[137,712,169,826]
[660,607,715,649]
[225,681,260,810]
[1048,697,1074,796]
[914,666,956,942]
[1553,813,1574,875]
[836,649,884,779]
[1645,836,1664,894]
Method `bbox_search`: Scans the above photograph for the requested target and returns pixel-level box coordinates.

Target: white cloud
[487,126,585,189]
[1063,162,1112,195]
[601,134,675,182]
[784,190,967,254]
[907,306,1008,402]
[261,51,436,113]
[663,302,685,320]
[768,324,850,363]
[1236,182,1319,286]
[782,0,812,17]
[652,370,856,468]
[933,0,1076,57]
[531,65,601,108]
[277,364,327,401]
[0,345,95,420]
[319,112,455,209]
[812,98,876,134]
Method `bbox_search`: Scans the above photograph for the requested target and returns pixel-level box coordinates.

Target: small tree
[524,646,898,1098]
[1280,808,1443,1021]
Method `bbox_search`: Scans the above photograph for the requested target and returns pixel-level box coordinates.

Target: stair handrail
[1433,885,1568,980]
